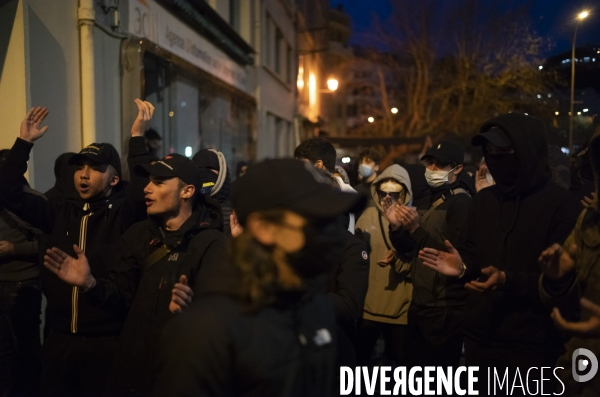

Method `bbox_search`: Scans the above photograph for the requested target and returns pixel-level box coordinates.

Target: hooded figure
[539,132,600,396]
[355,165,413,365]
[44,152,77,200]
[192,149,233,236]
[446,113,581,389]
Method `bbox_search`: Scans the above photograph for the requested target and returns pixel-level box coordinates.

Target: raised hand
[538,243,577,280]
[395,205,419,233]
[475,165,492,193]
[230,211,244,238]
[465,266,505,292]
[20,107,49,143]
[43,245,95,289]
[384,200,402,231]
[418,240,463,277]
[551,298,600,336]
[581,192,596,209]
[131,99,155,137]
[169,275,194,314]
[0,241,15,256]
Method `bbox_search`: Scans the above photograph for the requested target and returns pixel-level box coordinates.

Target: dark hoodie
[459,114,580,355]
[84,201,227,395]
[44,152,76,201]
[0,137,152,336]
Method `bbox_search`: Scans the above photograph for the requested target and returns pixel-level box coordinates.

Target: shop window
[142,52,255,173]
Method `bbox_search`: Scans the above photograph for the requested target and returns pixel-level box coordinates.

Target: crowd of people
[0,102,599,397]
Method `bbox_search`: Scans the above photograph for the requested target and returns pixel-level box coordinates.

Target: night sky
[331,0,600,57]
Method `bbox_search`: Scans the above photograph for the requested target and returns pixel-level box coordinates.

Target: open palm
[44,245,92,288]
[20,107,49,143]
[418,240,463,277]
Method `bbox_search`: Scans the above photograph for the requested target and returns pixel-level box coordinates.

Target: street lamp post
[569,11,589,155]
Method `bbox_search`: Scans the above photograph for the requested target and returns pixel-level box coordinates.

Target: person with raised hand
[537,132,600,396]
[0,99,155,396]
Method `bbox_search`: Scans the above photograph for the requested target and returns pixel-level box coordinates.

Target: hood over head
[370,164,413,213]
[475,113,550,195]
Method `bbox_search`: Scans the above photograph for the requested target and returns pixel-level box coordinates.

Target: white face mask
[358,164,374,179]
[424,167,457,188]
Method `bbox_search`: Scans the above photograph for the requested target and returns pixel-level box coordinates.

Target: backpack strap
[142,244,174,271]
[421,188,470,223]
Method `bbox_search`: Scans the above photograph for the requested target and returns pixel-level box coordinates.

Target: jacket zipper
[71,203,92,334]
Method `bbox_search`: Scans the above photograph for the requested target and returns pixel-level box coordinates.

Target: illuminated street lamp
[327,78,339,92]
[391,107,398,114]
[368,117,375,123]
[569,10,590,154]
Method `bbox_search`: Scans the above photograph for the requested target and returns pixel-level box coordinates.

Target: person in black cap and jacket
[0,101,155,397]
[152,159,365,397]
[387,140,471,370]
[192,148,233,236]
[43,153,228,397]
[418,114,580,392]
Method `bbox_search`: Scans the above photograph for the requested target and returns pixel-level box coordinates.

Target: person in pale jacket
[355,164,413,366]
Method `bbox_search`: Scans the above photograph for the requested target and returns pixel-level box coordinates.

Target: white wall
[0,0,125,192]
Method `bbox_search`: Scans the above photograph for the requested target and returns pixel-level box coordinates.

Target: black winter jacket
[0,137,152,336]
[327,230,369,365]
[152,289,338,397]
[459,114,580,354]
[85,204,228,395]
[389,180,471,347]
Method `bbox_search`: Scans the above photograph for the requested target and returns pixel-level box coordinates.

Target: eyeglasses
[376,190,401,201]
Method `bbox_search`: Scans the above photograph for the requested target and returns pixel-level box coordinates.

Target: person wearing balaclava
[418,113,580,393]
[355,164,413,366]
[385,141,471,374]
[192,149,233,236]
[354,149,381,211]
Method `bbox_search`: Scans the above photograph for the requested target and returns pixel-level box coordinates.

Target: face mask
[485,153,519,194]
[425,167,457,188]
[285,216,346,279]
[358,164,374,179]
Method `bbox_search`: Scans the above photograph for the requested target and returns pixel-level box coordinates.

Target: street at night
[1,0,600,396]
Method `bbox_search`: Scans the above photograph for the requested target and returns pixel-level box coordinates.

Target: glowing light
[555,111,559,116]
[308,73,317,119]
[584,109,589,112]
[391,107,398,114]
[539,66,543,70]
[342,157,351,164]
[327,78,339,92]
[169,111,174,117]
[297,65,305,89]
[579,11,589,20]
[185,146,192,158]
[367,117,374,123]
[578,112,582,115]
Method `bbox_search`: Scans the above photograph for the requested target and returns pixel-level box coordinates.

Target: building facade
[0,0,298,191]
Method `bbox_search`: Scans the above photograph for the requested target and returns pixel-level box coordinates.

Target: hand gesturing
[131,99,155,137]
[20,107,49,143]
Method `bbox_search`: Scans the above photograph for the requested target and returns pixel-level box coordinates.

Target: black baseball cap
[69,143,122,178]
[420,141,464,165]
[135,154,203,192]
[232,159,366,226]
[471,126,511,148]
